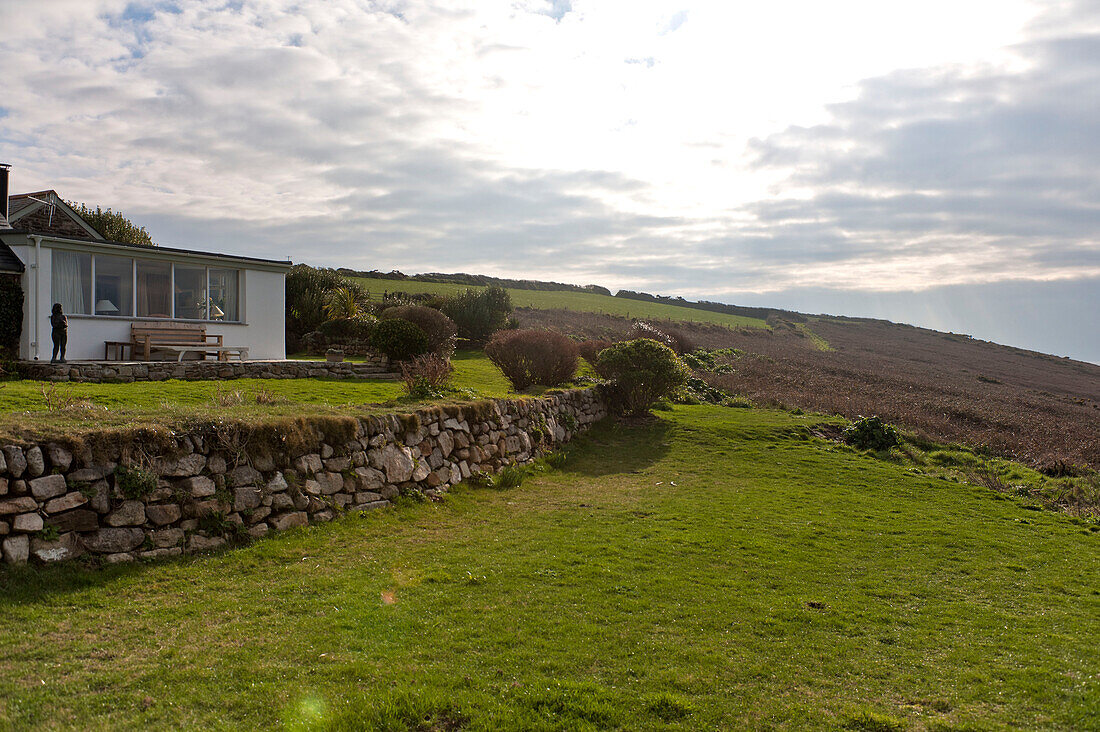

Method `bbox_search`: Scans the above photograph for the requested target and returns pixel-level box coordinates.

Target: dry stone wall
[19,357,394,383]
[0,389,606,566]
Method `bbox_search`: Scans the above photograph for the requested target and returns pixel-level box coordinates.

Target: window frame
[50,247,244,323]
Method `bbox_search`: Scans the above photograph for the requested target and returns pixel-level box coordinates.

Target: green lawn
[2,406,1096,729]
[0,351,513,441]
[353,276,768,329]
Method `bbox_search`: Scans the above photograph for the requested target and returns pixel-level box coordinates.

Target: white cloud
[0,0,1093,305]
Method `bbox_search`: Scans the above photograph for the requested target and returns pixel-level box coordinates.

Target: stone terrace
[19,358,397,383]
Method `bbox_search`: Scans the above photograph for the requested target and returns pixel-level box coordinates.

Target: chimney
[0,163,9,222]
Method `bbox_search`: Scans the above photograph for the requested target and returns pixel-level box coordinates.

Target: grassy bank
[1,406,1096,729]
[0,352,513,441]
[352,276,767,330]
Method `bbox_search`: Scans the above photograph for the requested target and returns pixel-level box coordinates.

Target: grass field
[2,406,1096,730]
[352,276,768,330]
[0,352,512,441]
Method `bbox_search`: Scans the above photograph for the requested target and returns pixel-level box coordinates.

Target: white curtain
[51,251,90,314]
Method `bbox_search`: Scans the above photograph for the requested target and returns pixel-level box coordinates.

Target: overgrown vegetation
[0,275,22,359]
[484,329,579,390]
[400,354,454,398]
[69,202,154,247]
[598,338,691,416]
[439,286,513,345]
[380,305,457,357]
[369,318,429,362]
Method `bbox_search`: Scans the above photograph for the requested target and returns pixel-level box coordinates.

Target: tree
[69,202,155,247]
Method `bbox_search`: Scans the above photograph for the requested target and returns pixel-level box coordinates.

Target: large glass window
[51,250,92,315]
[93,255,133,316]
[174,265,207,320]
[208,268,239,321]
[136,260,171,318]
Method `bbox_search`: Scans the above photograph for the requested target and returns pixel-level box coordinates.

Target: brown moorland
[515,307,1100,470]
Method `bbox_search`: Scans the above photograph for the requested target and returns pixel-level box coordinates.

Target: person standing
[50,303,68,363]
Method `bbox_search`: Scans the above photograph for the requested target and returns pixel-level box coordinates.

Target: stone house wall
[0,388,607,565]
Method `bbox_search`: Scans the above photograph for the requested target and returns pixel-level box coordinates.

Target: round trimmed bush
[597,338,691,416]
[485,329,579,390]
[370,318,429,361]
[380,305,457,357]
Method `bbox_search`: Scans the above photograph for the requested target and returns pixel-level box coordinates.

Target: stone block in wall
[233,487,263,512]
[146,504,182,526]
[228,465,263,487]
[3,535,30,564]
[156,453,207,477]
[352,500,390,511]
[317,472,344,495]
[177,476,216,498]
[24,447,45,478]
[188,534,226,552]
[294,454,323,475]
[271,493,294,512]
[47,509,99,533]
[270,512,308,531]
[152,528,184,549]
[12,513,43,533]
[248,523,269,539]
[87,481,111,514]
[0,496,38,515]
[266,472,288,493]
[105,501,146,527]
[83,528,144,554]
[0,478,6,496]
[45,492,88,514]
[207,455,227,475]
[2,447,27,478]
[31,532,84,563]
[382,445,416,483]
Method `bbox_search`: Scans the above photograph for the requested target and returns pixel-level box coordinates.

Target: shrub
[317,317,376,341]
[0,275,23,359]
[370,318,429,361]
[400,353,455,398]
[485,329,579,390]
[628,321,691,354]
[440,286,512,345]
[324,285,369,321]
[285,265,367,341]
[578,339,614,377]
[597,339,691,416]
[844,416,900,451]
[115,464,158,499]
[381,305,457,357]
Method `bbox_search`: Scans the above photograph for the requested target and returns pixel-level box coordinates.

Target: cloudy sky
[1,0,1098,362]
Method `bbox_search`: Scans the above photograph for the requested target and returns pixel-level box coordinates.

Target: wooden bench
[105,323,248,362]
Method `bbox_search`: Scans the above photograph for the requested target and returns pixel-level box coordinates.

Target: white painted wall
[3,236,287,361]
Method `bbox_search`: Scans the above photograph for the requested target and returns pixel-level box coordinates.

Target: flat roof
[0,230,292,268]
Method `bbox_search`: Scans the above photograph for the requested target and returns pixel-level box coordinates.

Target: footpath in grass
[1,406,1097,730]
[352,276,767,330]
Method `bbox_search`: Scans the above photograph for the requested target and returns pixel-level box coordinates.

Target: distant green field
[353,276,767,329]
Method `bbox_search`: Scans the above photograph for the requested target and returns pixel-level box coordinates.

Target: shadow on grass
[559,415,674,478]
[0,417,674,602]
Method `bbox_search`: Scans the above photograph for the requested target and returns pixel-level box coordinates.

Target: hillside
[345,271,1098,470]
[351,275,768,330]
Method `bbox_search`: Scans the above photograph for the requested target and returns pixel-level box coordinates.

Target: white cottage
[0,165,290,362]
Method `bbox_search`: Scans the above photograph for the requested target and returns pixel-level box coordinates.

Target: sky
[1,0,1097,363]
